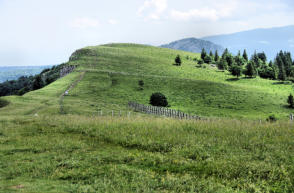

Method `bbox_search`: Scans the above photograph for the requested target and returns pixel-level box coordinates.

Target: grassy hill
[1,44,294,192]
[1,43,293,119]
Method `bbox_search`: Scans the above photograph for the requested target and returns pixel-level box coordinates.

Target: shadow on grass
[226,78,240,81]
[272,81,292,85]
[282,104,294,110]
[241,77,256,79]
[0,99,9,108]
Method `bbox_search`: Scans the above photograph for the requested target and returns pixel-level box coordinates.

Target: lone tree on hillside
[138,80,144,90]
[288,94,294,108]
[174,55,182,66]
[150,92,168,107]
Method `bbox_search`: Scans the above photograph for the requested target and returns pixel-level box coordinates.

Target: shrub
[266,115,278,122]
[198,59,204,65]
[150,92,168,107]
[174,55,182,66]
[138,80,144,90]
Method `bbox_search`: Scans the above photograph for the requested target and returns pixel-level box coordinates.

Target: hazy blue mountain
[160,38,225,54]
[0,66,51,83]
[202,25,294,60]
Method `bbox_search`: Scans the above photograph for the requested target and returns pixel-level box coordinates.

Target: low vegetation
[1,115,294,192]
[1,43,294,192]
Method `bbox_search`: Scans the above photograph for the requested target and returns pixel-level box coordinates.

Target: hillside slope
[161,38,224,54]
[1,44,294,192]
[0,43,293,119]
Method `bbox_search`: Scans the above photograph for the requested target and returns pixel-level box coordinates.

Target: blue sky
[0,0,294,66]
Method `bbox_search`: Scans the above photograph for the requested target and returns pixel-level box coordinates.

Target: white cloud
[70,17,99,29]
[138,0,167,20]
[108,19,118,25]
[169,1,237,21]
[170,8,219,21]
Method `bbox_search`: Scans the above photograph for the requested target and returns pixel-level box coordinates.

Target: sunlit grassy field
[1,44,294,192]
[1,115,294,192]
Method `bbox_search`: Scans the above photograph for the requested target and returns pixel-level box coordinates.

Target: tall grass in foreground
[1,115,294,192]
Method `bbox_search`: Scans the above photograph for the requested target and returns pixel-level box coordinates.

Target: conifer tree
[230,65,242,78]
[288,94,294,108]
[243,49,248,61]
[222,48,229,58]
[174,55,182,66]
[244,61,257,78]
[214,50,219,62]
[209,51,214,60]
[201,48,207,60]
[278,65,286,81]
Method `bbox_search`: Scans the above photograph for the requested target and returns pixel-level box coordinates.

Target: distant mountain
[160,38,225,54]
[202,25,294,60]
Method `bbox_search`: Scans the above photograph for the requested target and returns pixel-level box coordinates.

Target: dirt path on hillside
[59,71,85,114]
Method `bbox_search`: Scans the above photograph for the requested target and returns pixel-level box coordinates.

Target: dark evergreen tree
[214,50,219,62]
[278,65,286,81]
[209,51,214,60]
[257,52,267,63]
[244,61,257,78]
[230,65,242,78]
[222,48,229,58]
[204,55,212,64]
[235,55,245,66]
[225,54,235,67]
[150,92,168,107]
[217,58,228,70]
[288,94,294,108]
[174,55,182,66]
[251,51,262,68]
[201,48,207,60]
[243,49,248,61]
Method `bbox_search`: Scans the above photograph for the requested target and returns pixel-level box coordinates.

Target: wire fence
[128,101,201,120]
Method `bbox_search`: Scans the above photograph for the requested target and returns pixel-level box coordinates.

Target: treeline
[0,64,66,96]
[199,48,294,80]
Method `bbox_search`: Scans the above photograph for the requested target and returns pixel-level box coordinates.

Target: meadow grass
[1,44,294,192]
[66,43,294,119]
[1,43,294,119]
[1,115,294,192]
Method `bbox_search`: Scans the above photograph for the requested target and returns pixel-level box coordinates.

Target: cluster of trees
[0,64,66,97]
[199,48,294,81]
